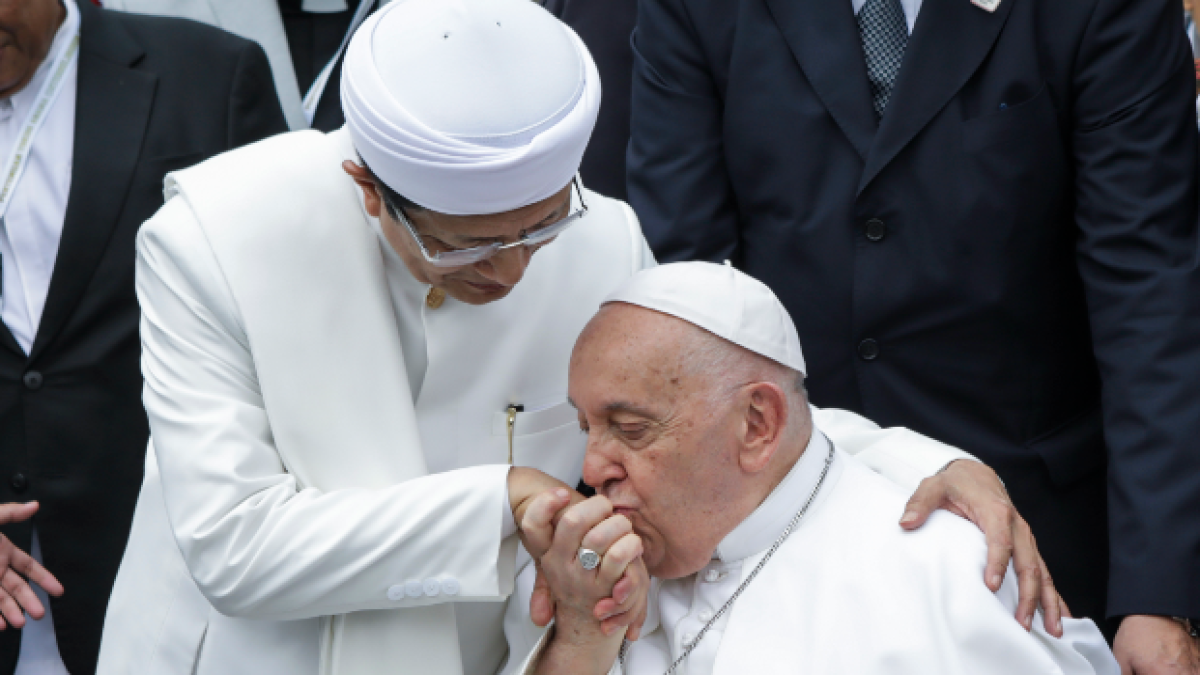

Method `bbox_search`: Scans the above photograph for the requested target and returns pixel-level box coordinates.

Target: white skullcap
[604,262,807,375]
[341,0,600,215]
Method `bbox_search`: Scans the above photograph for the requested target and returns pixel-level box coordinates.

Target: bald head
[568,303,813,579]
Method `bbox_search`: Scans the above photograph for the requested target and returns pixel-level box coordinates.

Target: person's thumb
[529,565,556,627]
[0,502,38,527]
[899,478,944,530]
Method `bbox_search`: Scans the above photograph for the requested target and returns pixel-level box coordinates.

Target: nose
[582,440,627,491]
[474,245,530,286]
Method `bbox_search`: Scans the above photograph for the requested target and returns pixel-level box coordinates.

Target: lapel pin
[971,0,1000,12]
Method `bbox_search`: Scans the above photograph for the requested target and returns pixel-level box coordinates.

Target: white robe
[522,430,1118,675]
[96,128,976,675]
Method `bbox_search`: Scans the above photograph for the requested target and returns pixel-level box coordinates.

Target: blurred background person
[542,0,636,200]
[627,0,1200,669]
[104,0,381,131]
[0,0,286,672]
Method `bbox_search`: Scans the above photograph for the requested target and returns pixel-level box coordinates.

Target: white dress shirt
[0,0,78,354]
[0,1,79,674]
[852,0,920,33]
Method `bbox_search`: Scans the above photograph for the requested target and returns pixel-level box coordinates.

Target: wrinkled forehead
[570,305,698,398]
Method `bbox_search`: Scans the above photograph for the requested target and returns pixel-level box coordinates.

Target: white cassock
[521,430,1118,675]
[94,124,980,675]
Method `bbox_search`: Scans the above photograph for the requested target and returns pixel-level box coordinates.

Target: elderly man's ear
[736,382,792,474]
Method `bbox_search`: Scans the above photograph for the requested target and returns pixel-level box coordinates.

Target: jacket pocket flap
[491,401,578,437]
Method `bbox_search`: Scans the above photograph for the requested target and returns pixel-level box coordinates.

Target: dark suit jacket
[543,0,637,201]
[0,4,286,672]
[629,0,1200,624]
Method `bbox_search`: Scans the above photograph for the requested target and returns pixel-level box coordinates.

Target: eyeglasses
[384,179,588,268]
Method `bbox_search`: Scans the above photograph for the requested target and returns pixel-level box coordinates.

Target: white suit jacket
[96,128,974,675]
[522,443,1117,675]
[102,0,316,129]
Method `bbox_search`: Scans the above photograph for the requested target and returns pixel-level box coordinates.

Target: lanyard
[301,0,377,125]
[0,15,79,311]
[0,26,79,221]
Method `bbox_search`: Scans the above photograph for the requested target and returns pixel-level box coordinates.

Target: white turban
[341,0,600,215]
[604,262,808,376]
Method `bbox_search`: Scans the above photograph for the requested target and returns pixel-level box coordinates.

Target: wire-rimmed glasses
[384,179,588,268]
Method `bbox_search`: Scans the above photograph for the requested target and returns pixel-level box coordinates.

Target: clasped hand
[521,489,648,641]
[509,468,649,643]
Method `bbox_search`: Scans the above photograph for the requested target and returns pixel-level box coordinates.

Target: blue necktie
[857,0,909,120]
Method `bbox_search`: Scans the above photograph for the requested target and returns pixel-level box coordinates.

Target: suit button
[864,219,887,242]
[422,578,441,597]
[441,578,460,596]
[405,580,423,598]
[387,585,406,601]
[22,371,42,391]
[858,339,880,361]
[10,473,28,494]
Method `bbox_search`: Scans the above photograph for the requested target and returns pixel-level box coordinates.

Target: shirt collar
[714,427,832,563]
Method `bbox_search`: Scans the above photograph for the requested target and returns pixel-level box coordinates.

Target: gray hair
[676,321,808,415]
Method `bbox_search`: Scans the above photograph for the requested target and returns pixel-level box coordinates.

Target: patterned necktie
[857,0,909,120]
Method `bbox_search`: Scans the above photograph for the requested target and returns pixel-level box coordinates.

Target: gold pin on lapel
[970,0,1000,12]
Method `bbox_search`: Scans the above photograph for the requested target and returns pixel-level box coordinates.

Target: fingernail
[989,574,1002,588]
[900,511,918,524]
[1055,618,1062,634]
[555,489,569,499]
[1023,615,1032,631]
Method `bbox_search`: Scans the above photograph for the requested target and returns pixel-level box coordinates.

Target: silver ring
[578,548,601,571]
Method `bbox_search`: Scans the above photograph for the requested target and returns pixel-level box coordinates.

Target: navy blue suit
[629,0,1200,623]
[543,0,637,200]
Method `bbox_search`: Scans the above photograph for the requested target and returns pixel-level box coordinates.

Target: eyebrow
[603,401,658,418]
[567,397,658,419]
[441,201,569,246]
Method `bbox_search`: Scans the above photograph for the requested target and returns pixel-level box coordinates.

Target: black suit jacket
[543,0,637,200]
[0,4,286,672]
[629,0,1200,623]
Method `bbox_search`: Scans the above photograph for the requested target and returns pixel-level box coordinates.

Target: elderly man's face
[569,305,766,579]
[0,0,64,99]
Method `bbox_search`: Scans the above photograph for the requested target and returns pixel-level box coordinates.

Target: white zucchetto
[604,262,808,375]
[341,0,600,215]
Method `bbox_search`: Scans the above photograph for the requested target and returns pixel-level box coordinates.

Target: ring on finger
[578,548,601,571]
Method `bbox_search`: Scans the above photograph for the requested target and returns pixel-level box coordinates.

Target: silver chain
[618,443,835,675]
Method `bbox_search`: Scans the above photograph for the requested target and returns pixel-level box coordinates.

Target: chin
[447,281,512,305]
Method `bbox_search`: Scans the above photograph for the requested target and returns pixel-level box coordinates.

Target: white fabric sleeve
[137,198,518,621]
[621,200,657,273]
[811,405,978,492]
[983,564,1117,674]
[502,477,519,539]
[500,562,547,675]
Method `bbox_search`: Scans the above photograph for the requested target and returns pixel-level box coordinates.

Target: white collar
[714,427,832,563]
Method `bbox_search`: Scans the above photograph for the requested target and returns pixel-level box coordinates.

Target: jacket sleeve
[136,197,517,621]
[1069,0,1200,617]
[626,0,741,264]
[226,39,288,150]
[812,406,976,492]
